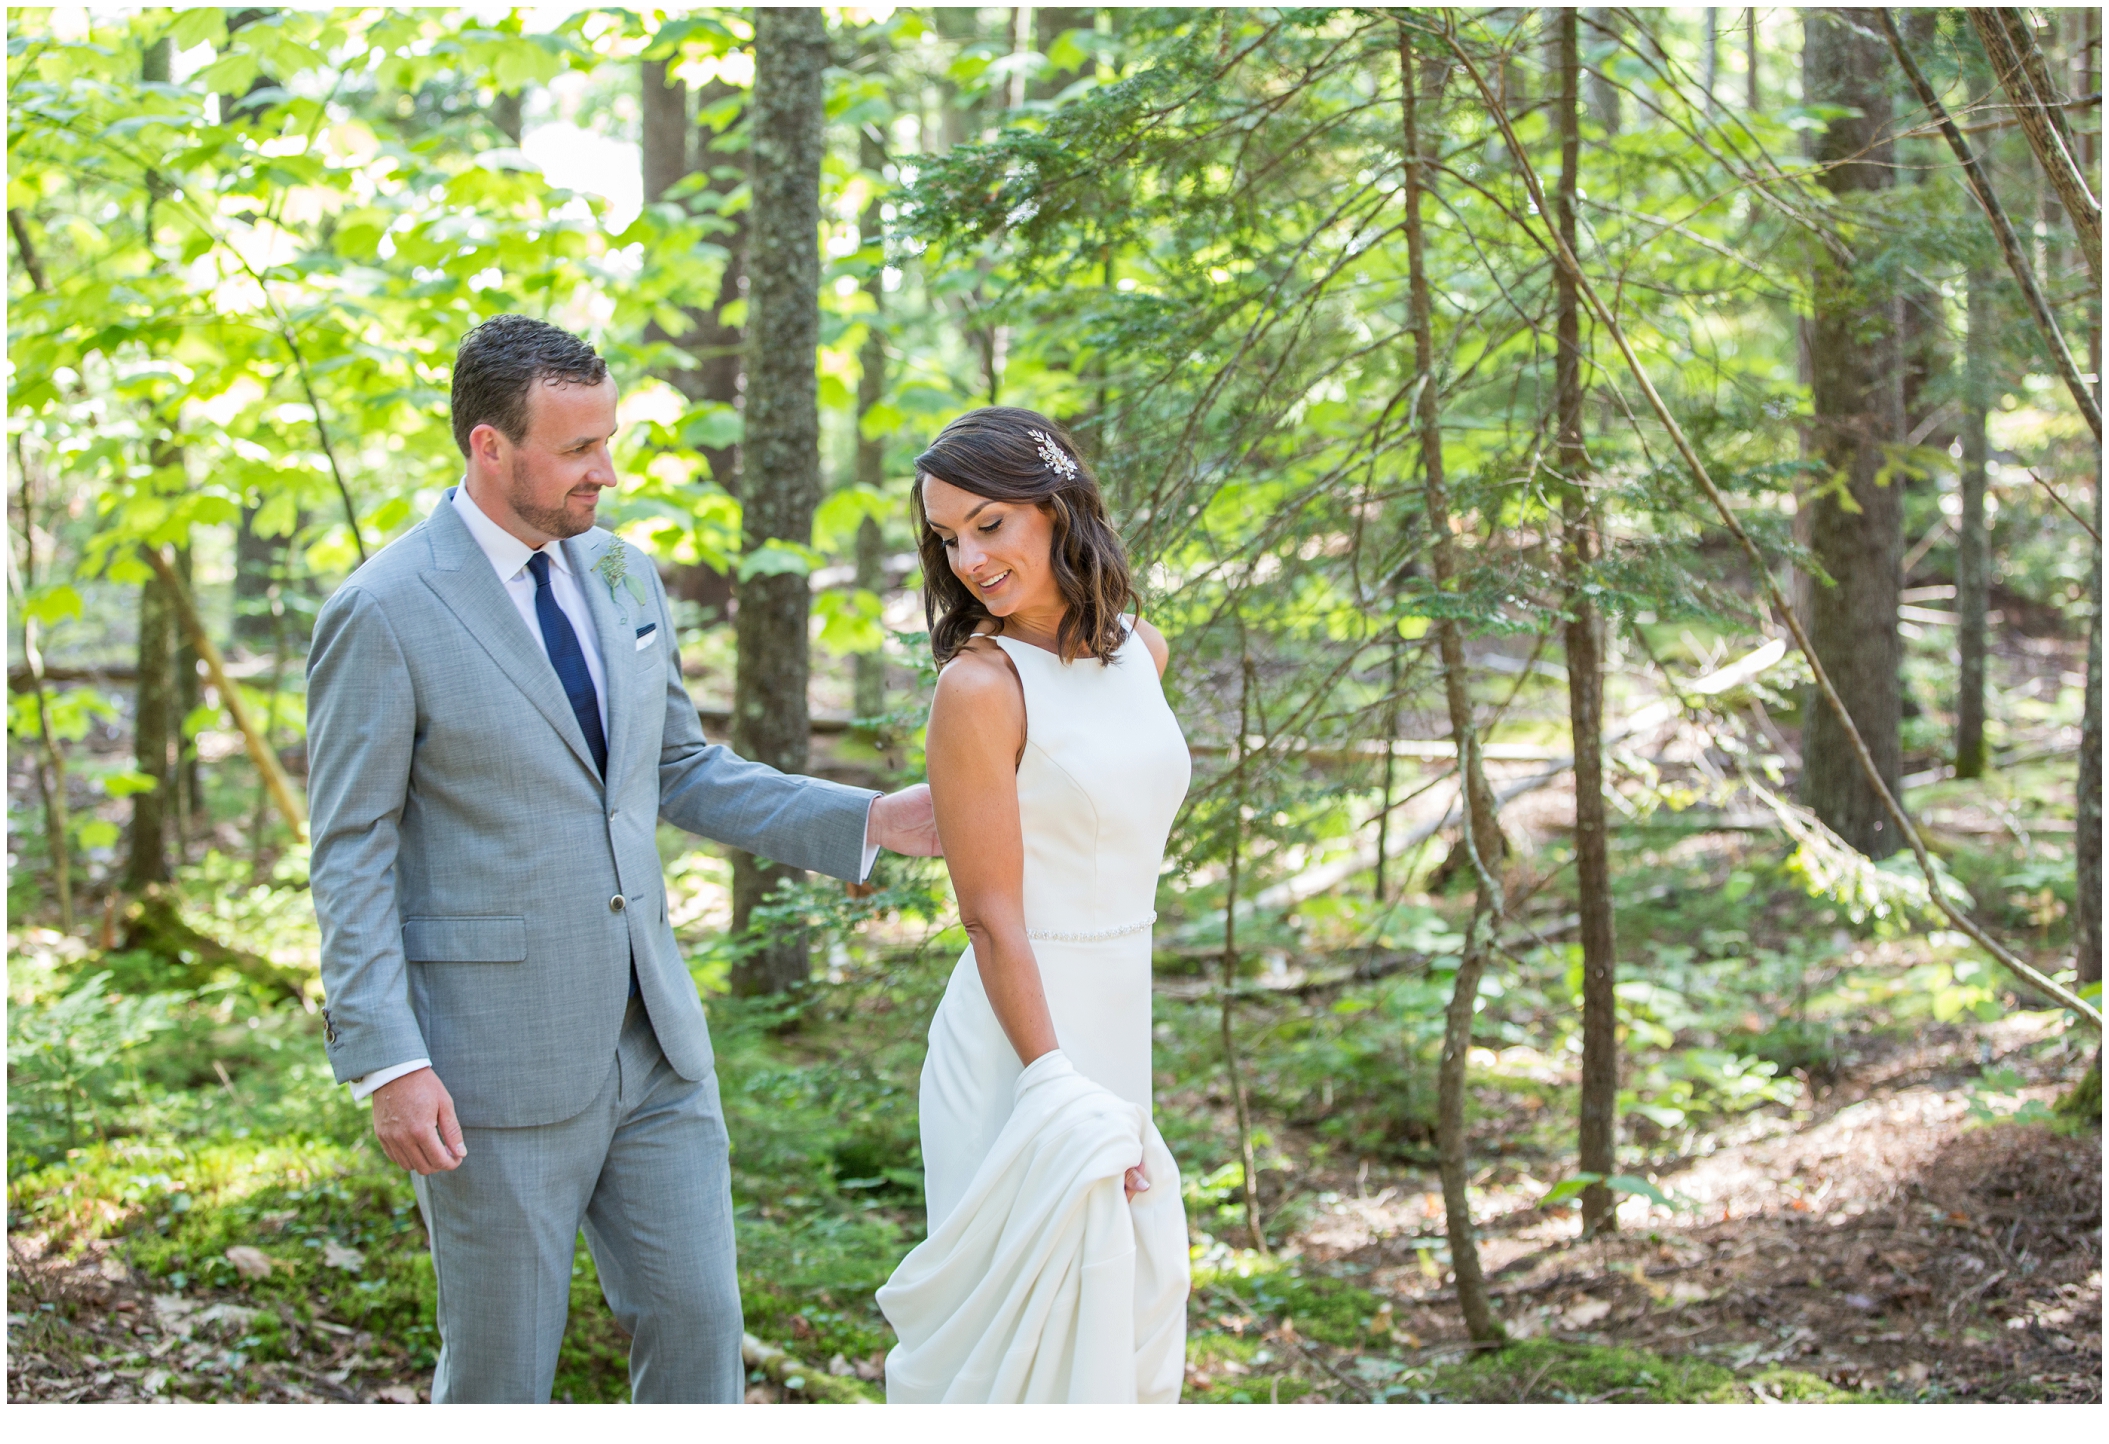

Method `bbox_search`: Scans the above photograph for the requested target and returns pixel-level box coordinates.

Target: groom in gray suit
[306,315,936,1403]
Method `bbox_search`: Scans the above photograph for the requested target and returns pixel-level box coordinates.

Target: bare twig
[2025,467,2101,545]
[1882,11,2101,441]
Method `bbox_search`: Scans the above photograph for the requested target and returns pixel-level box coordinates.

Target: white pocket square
[635,631,656,652]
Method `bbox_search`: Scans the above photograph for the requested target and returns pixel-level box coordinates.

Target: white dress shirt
[349,483,880,1101]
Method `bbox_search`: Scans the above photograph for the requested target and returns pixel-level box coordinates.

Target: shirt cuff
[350,1058,432,1102]
[859,797,882,883]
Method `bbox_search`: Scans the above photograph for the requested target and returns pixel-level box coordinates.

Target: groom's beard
[508,456,597,540]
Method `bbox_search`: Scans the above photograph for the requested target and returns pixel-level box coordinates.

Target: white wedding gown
[877,624,1192,1404]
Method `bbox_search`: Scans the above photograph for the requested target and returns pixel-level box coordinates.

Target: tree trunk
[234,502,276,648]
[15,451,73,931]
[1746,7,1760,112]
[2080,540,2102,986]
[853,126,889,730]
[1899,12,1950,457]
[1221,647,1268,1254]
[1401,22,1504,1349]
[1554,7,1620,1240]
[669,79,748,616]
[641,57,688,206]
[126,561,175,891]
[1956,269,1991,779]
[174,542,201,850]
[1584,9,1621,136]
[2081,4,2105,990]
[732,7,829,996]
[1801,9,1904,859]
[1031,6,1093,102]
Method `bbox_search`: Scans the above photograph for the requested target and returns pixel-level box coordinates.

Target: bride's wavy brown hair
[912,407,1134,667]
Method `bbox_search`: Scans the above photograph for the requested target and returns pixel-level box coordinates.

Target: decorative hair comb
[1029,429,1078,480]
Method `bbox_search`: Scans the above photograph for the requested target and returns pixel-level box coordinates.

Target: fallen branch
[740,1332,876,1404]
[1444,19,2099,1031]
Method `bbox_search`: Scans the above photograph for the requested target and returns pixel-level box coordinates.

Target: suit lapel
[420,495,600,781]
[567,530,642,793]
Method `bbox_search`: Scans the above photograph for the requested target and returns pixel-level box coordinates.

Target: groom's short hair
[451,315,610,457]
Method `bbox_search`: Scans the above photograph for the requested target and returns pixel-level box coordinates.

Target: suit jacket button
[610,895,626,913]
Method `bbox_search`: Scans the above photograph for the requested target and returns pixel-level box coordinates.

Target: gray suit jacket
[307,491,875,1128]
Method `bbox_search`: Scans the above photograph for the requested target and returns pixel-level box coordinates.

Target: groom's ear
[467,421,508,468]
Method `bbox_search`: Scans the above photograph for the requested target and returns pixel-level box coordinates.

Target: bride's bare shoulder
[1131,616,1169,677]
[933,635,1023,718]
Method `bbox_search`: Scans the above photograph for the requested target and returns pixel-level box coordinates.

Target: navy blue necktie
[525,552,608,778]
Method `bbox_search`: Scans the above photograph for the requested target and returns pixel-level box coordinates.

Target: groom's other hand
[870,783,943,857]
[371,1067,469,1175]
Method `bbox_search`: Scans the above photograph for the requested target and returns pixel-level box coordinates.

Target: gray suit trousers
[412,1000,741,1403]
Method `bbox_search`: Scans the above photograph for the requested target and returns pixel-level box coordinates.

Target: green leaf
[101,770,159,799]
[24,585,82,628]
[1540,1173,1603,1207]
[815,588,885,654]
[858,401,906,440]
[1604,1175,1676,1209]
[735,542,819,582]
[168,9,228,50]
[367,496,412,534]
[682,403,743,452]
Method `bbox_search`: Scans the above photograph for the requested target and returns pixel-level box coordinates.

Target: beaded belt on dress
[1025,912,1157,943]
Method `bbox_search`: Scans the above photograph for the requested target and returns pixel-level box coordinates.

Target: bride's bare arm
[926,643,1059,1067]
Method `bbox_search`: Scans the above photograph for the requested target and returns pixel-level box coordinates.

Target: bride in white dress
[876,408,1191,1404]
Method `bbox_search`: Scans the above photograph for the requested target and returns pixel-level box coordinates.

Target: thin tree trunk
[668,79,747,615]
[1401,21,1503,1348]
[1222,646,1267,1254]
[1957,268,1992,779]
[174,542,200,852]
[1802,8,1904,860]
[2080,527,2102,986]
[1031,6,1092,102]
[853,126,889,732]
[234,501,276,648]
[1375,638,1400,902]
[732,7,829,996]
[1584,8,1621,136]
[1746,7,1759,113]
[250,561,289,882]
[13,449,73,930]
[126,557,175,891]
[1554,7,1619,1240]
[641,56,689,207]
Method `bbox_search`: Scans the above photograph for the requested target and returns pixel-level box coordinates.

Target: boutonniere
[593,540,650,611]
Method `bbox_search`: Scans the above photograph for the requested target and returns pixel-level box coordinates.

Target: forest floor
[1183,1019,2101,1403]
[9,959,2097,1405]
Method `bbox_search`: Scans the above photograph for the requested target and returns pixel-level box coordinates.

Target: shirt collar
[452,482,573,580]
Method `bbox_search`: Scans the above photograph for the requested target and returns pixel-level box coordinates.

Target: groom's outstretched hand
[869,783,943,857]
[371,1067,468,1175]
